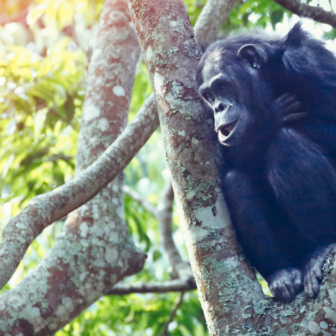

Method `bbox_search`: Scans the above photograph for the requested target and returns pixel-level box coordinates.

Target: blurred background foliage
[0,0,335,335]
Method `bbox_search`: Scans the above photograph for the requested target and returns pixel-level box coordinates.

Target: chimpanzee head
[196,35,275,147]
[196,23,336,147]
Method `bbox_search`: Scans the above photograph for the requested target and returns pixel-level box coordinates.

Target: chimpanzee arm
[296,117,336,168]
[223,168,303,301]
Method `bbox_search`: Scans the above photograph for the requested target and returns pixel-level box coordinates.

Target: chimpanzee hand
[268,268,303,302]
[273,93,308,126]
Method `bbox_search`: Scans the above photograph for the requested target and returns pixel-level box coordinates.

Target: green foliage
[129,60,153,120]
[223,0,290,31]
[56,292,207,336]
[184,0,205,26]
[0,37,85,220]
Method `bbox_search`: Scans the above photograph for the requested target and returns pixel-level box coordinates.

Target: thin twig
[124,180,192,279]
[107,279,196,295]
[157,181,190,279]
[123,185,159,217]
[274,0,336,29]
[43,155,74,163]
[160,292,185,336]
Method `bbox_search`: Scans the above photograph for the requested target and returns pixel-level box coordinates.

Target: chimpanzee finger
[283,276,296,298]
[274,93,292,109]
[306,280,317,298]
[304,275,310,298]
[279,278,293,302]
[312,266,323,281]
[277,92,292,102]
[291,269,303,293]
[303,271,307,285]
[278,93,298,107]
[305,271,318,298]
[270,281,283,301]
[283,112,308,123]
[311,276,320,295]
[284,100,303,113]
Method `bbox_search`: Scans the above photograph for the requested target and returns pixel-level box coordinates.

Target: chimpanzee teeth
[219,129,227,138]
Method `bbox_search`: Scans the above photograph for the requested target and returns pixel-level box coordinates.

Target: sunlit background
[0,0,335,335]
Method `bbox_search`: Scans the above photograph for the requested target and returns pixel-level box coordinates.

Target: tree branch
[157,181,191,279]
[0,0,236,332]
[43,154,74,163]
[0,93,159,290]
[108,279,196,295]
[274,0,336,29]
[194,0,238,45]
[124,180,192,280]
[159,291,185,336]
[123,185,159,217]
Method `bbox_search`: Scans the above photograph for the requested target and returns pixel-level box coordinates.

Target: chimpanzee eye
[218,83,227,91]
[203,92,214,103]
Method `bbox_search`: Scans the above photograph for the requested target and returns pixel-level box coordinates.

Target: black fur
[196,23,336,301]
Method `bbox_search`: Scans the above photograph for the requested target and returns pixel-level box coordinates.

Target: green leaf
[270,9,284,29]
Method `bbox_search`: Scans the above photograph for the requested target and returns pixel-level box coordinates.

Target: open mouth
[218,120,238,139]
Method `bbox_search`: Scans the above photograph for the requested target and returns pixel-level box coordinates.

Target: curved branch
[274,0,336,29]
[0,93,159,290]
[108,279,196,295]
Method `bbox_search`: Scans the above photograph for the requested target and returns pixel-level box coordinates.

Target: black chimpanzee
[195,22,336,302]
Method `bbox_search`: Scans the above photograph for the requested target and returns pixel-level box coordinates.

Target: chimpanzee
[195,23,336,302]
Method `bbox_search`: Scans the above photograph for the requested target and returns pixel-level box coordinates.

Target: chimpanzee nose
[214,102,226,113]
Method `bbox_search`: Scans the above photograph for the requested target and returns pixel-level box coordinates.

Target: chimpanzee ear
[284,22,305,48]
[238,44,262,69]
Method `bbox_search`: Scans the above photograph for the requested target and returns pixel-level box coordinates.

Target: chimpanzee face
[197,44,273,148]
[199,61,240,145]
[198,60,257,147]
